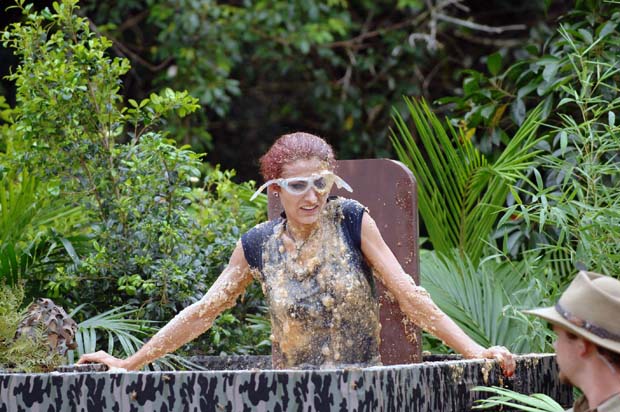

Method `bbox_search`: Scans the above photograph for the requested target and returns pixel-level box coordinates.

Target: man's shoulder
[568,395,586,412]
[598,393,620,412]
[569,393,620,412]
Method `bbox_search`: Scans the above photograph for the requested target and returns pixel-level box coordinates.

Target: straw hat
[524,271,620,355]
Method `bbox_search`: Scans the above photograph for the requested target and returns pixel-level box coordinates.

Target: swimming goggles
[250,170,353,201]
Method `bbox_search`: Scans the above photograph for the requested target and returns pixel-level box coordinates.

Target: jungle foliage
[1,0,558,180]
[391,0,620,354]
[0,0,618,372]
[444,1,620,277]
[0,0,269,362]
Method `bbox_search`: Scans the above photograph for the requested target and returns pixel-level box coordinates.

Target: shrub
[2,0,269,358]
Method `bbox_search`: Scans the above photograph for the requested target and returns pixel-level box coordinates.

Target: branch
[248,28,290,46]
[453,29,526,48]
[437,0,470,12]
[88,19,173,72]
[327,12,429,49]
[435,13,527,33]
[117,10,149,33]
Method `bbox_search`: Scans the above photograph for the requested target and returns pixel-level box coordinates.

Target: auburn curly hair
[259,132,335,181]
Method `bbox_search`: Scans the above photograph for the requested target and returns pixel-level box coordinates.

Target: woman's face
[274,157,332,228]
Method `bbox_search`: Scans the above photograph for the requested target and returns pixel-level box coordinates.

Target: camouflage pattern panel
[0,354,572,411]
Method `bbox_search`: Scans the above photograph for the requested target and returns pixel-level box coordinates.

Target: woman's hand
[77,351,134,371]
[478,345,516,377]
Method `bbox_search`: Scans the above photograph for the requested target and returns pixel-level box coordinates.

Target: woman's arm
[360,212,515,375]
[77,241,254,370]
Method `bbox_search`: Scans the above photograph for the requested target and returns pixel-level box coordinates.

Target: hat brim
[523,306,620,355]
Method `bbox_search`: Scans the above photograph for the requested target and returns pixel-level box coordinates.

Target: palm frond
[0,172,88,285]
[421,249,549,352]
[473,386,564,412]
[152,354,207,371]
[390,97,544,263]
[68,306,205,371]
[0,172,39,247]
[67,305,157,363]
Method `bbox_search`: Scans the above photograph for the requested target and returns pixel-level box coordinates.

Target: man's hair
[565,330,578,340]
[597,345,620,367]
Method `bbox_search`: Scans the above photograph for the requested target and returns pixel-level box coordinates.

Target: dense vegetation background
[1,0,619,376]
[2,0,566,180]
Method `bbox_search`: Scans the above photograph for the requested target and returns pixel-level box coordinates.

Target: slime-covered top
[242,197,381,369]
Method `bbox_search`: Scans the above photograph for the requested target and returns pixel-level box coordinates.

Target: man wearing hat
[525,271,620,412]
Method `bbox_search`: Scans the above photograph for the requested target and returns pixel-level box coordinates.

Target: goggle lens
[286,176,328,194]
[287,179,310,193]
[278,175,333,195]
[314,177,327,190]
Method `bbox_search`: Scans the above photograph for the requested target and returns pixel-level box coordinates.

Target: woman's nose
[304,188,319,202]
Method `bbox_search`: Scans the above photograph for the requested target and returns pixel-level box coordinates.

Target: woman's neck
[286,221,319,241]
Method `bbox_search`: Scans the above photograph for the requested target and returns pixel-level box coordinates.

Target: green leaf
[480,104,496,120]
[511,98,526,126]
[420,250,545,352]
[59,237,81,266]
[578,28,593,44]
[542,60,559,82]
[559,131,568,155]
[299,39,310,54]
[486,52,503,76]
[557,97,573,107]
[597,20,616,39]
[517,83,538,99]
[74,306,157,359]
[464,77,479,96]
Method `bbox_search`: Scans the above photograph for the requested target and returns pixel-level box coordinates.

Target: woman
[78,132,515,374]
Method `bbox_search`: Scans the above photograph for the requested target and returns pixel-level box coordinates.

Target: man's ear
[578,338,595,358]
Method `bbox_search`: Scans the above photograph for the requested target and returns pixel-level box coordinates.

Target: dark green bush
[439,1,620,277]
[391,0,620,355]
[1,0,269,358]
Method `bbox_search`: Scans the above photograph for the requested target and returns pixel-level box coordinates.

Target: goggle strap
[250,179,277,201]
[333,175,353,193]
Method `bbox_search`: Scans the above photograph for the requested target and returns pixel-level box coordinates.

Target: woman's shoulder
[241,219,283,270]
[329,196,368,216]
[243,218,282,240]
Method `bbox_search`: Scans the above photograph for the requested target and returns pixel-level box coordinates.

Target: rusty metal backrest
[267,158,421,365]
